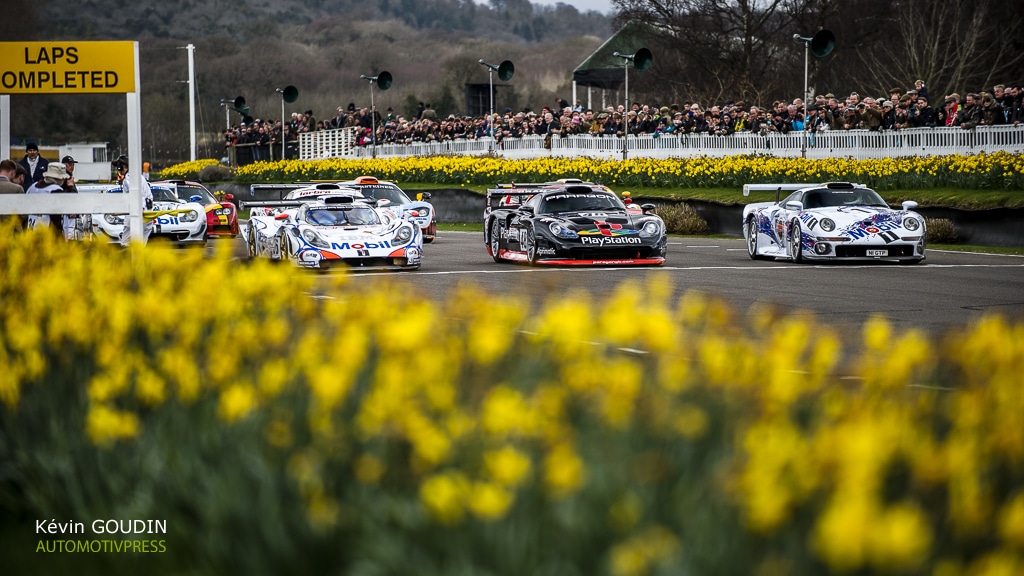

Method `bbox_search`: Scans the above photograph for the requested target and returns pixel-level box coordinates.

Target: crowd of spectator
[224,81,1024,158]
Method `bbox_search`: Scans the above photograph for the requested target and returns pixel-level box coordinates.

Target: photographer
[857,99,882,131]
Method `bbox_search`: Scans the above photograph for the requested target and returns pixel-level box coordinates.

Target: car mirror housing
[519,205,534,214]
[641,203,657,214]
[785,201,804,211]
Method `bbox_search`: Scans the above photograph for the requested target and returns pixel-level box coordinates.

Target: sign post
[0,41,143,241]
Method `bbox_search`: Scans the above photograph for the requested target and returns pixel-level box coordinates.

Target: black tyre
[277,233,288,263]
[246,224,257,260]
[525,226,539,266]
[488,219,503,263]
[746,218,760,260]
[789,220,803,262]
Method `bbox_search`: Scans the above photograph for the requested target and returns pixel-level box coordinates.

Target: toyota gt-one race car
[152,180,240,238]
[742,182,926,263]
[336,176,437,243]
[484,180,667,266]
[245,195,422,271]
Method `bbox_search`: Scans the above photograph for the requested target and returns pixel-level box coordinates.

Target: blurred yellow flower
[483,446,532,488]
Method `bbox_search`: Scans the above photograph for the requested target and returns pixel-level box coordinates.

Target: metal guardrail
[299,125,1024,161]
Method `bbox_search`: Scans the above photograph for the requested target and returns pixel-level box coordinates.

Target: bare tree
[857,0,1024,99]
[611,0,811,105]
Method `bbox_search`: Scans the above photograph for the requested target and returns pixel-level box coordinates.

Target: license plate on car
[866,249,888,257]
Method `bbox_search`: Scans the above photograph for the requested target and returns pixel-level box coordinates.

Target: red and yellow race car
[152,180,240,238]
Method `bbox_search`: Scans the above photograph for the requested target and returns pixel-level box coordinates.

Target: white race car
[742,182,926,263]
[82,184,206,246]
[245,195,422,271]
[336,176,437,242]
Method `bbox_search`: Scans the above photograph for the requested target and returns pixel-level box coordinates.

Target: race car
[335,176,437,243]
[152,180,239,238]
[742,182,926,263]
[245,195,421,271]
[88,184,207,246]
[484,180,667,266]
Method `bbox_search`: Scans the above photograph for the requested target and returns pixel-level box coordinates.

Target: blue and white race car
[742,182,926,263]
[245,195,422,271]
[85,184,207,246]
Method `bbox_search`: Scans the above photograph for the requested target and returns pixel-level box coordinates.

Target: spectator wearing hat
[26,163,68,231]
[61,155,79,193]
[979,93,1005,126]
[939,95,959,126]
[18,142,49,192]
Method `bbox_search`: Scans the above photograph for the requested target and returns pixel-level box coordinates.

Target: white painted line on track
[929,249,1024,258]
[337,262,1024,278]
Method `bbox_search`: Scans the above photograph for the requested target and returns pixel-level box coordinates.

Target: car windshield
[539,192,624,214]
[358,184,412,205]
[175,185,217,204]
[151,187,179,203]
[305,206,380,226]
[802,188,888,209]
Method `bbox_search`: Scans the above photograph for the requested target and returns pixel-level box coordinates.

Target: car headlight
[903,217,921,231]
[104,214,124,225]
[181,210,200,222]
[549,221,578,239]
[393,225,413,244]
[215,206,232,216]
[639,220,662,238]
[301,228,329,248]
[405,207,430,218]
[820,218,835,232]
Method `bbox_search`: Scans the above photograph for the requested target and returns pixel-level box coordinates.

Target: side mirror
[641,203,657,214]
[377,198,391,207]
[901,200,918,210]
[519,205,534,215]
[418,192,432,200]
[275,213,289,221]
[189,195,202,203]
[785,201,804,212]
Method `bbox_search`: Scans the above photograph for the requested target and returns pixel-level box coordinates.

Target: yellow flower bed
[157,158,222,180]
[161,151,1024,190]
[2,224,1023,575]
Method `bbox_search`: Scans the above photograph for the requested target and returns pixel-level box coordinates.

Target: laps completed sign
[0,41,136,94]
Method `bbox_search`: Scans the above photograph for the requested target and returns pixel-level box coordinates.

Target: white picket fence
[300,125,1024,161]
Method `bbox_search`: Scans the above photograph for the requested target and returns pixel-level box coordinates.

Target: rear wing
[248,182,354,201]
[485,181,609,209]
[742,182,865,202]
[244,183,365,209]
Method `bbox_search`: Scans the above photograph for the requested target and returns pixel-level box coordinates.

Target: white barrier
[300,125,1024,161]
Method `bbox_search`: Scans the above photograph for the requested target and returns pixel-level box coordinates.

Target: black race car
[484,180,667,266]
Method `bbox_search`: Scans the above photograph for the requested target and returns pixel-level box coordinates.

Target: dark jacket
[18,155,48,192]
